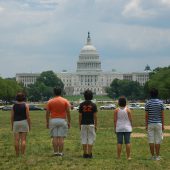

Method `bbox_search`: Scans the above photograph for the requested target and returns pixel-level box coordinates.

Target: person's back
[114,96,132,160]
[116,107,132,132]
[79,100,97,125]
[11,92,31,156]
[145,99,164,124]
[46,87,71,157]
[79,90,97,158]
[145,88,164,161]
[13,103,27,121]
[47,96,69,119]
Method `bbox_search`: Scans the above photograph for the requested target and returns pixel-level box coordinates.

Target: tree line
[0,66,170,103]
[106,66,170,101]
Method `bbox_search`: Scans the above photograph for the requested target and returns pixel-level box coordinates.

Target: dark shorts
[116,132,131,144]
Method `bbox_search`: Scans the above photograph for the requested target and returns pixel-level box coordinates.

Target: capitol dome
[76,32,102,73]
[81,45,96,51]
[81,32,97,52]
[80,32,98,54]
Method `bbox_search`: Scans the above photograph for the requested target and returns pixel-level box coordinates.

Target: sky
[0,0,170,78]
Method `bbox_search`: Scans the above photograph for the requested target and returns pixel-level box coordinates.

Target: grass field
[0,109,170,170]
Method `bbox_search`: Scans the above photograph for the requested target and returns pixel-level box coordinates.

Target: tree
[37,71,63,88]
[0,77,23,103]
[146,66,170,100]
[107,79,144,100]
[27,71,64,101]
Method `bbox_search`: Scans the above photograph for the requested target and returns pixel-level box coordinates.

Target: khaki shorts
[49,118,68,137]
[81,125,96,145]
[13,120,29,133]
[148,123,163,144]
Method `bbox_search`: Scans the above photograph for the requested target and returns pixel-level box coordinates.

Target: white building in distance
[16,32,150,95]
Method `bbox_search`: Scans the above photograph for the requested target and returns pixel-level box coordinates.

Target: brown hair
[118,96,127,107]
[84,89,93,100]
[16,92,26,102]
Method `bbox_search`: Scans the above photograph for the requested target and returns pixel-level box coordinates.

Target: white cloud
[124,0,140,13]
[0,5,5,12]
[122,0,156,18]
[162,0,170,6]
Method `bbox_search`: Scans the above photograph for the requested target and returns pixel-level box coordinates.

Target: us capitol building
[16,32,150,95]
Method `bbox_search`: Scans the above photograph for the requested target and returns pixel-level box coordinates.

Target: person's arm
[11,108,14,131]
[114,109,118,132]
[79,112,82,130]
[145,111,148,130]
[46,110,50,129]
[127,108,132,127]
[162,110,165,131]
[66,107,71,129]
[94,112,97,132]
[26,104,31,130]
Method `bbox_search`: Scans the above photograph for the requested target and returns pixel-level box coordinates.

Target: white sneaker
[156,156,161,161]
[54,152,59,156]
[58,153,64,157]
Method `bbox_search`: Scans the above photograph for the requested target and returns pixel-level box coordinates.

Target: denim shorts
[116,132,131,144]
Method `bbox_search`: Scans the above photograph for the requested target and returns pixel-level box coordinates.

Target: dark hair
[84,89,93,100]
[118,96,126,107]
[16,92,26,102]
[53,87,62,96]
[150,88,158,98]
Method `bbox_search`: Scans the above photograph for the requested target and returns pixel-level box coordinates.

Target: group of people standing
[11,87,164,161]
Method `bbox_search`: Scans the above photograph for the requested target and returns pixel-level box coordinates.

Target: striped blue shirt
[145,99,164,124]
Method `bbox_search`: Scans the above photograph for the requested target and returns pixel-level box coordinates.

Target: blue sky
[0,0,170,78]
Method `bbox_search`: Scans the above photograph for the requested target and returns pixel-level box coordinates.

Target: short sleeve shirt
[79,100,97,125]
[145,98,164,124]
[46,96,70,119]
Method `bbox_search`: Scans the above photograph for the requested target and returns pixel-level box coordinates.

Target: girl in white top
[114,96,132,160]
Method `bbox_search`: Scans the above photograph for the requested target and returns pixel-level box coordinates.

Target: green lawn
[0,109,170,170]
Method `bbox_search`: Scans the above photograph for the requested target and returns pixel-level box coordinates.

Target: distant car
[0,106,5,110]
[100,104,116,110]
[164,105,170,110]
[29,105,44,111]
[2,106,13,111]
[128,103,144,110]
[73,106,79,111]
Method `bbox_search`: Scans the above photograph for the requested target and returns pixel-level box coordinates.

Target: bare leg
[83,144,88,154]
[88,144,93,155]
[155,144,160,156]
[58,137,64,153]
[125,144,131,159]
[82,144,89,158]
[52,137,59,153]
[20,132,27,155]
[14,133,20,156]
[117,144,122,159]
[149,143,155,156]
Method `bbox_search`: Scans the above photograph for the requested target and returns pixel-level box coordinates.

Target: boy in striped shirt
[145,88,164,160]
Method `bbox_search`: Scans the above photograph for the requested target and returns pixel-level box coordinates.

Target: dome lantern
[86,32,92,45]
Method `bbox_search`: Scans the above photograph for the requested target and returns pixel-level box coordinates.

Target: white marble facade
[16,33,150,95]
